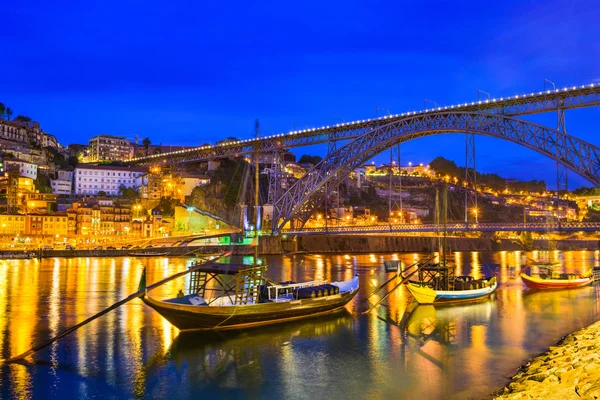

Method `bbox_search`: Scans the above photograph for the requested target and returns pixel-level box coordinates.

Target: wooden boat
[143,124,359,331]
[142,262,359,331]
[407,273,497,305]
[404,187,498,305]
[520,271,592,290]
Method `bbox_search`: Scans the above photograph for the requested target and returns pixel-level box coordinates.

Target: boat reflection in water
[160,312,353,392]
[1,251,600,399]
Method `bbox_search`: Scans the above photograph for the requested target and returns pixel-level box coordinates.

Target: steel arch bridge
[126,84,600,166]
[272,112,600,233]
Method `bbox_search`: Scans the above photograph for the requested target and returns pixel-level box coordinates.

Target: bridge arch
[273,112,600,233]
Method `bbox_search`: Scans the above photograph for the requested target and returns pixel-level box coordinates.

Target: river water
[1,251,599,399]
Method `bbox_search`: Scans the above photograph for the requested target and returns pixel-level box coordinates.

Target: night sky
[2,1,599,188]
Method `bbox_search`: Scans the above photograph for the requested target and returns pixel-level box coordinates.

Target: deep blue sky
[2,1,600,188]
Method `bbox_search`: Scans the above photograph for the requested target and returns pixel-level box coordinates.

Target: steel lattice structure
[281,221,600,235]
[127,84,600,166]
[272,112,600,233]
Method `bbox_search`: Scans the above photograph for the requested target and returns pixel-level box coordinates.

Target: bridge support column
[268,150,281,233]
[388,144,403,228]
[556,106,568,225]
[465,133,478,224]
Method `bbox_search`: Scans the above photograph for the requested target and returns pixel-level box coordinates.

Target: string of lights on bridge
[129,82,598,162]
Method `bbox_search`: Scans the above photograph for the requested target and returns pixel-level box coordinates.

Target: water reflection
[0,252,599,399]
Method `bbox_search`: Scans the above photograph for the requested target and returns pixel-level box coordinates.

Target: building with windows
[74,165,147,196]
[70,197,132,236]
[0,214,27,235]
[87,135,133,162]
[5,159,37,179]
[26,213,69,236]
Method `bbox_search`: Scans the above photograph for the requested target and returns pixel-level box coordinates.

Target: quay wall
[0,236,283,259]
[297,235,491,253]
[295,236,600,254]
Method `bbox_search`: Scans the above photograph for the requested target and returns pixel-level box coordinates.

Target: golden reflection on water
[0,252,599,399]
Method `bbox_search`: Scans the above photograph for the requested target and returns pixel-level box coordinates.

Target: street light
[376,106,391,116]
[472,208,479,223]
[544,79,556,91]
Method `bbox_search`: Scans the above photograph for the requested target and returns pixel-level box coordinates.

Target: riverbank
[494,320,600,399]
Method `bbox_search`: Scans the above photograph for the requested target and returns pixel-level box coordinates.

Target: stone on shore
[494,320,600,399]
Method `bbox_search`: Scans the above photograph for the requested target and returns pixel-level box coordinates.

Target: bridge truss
[281,221,600,235]
[127,84,600,166]
[272,112,600,233]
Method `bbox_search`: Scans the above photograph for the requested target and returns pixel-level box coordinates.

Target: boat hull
[406,278,497,305]
[520,273,592,289]
[143,287,359,331]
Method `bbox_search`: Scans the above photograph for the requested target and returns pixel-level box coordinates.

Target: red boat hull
[520,273,593,290]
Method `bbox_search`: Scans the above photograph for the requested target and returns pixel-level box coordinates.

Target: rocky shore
[494,320,600,399]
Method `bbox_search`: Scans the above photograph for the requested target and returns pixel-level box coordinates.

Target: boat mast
[254,119,260,265]
[442,184,448,267]
[435,188,441,260]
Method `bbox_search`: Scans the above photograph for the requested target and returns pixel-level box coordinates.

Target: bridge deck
[127,84,600,165]
[280,222,600,235]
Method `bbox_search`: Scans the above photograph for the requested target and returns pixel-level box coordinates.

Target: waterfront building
[26,213,69,236]
[5,159,37,179]
[51,179,72,195]
[87,135,133,162]
[74,165,147,196]
[23,193,59,214]
[0,214,27,235]
[179,173,210,196]
[135,172,162,200]
[136,171,210,201]
[50,170,74,195]
[70,197,132,236]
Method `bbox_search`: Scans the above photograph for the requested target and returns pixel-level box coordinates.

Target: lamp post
[544,78,556,91]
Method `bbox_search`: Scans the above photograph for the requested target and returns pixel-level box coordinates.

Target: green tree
[5,107,13,121]
[118,185,139,200]
[157,196,176,217]
[34,174,52,193]
[14,115,31,122]
[0,103,5,118]
[97,190,107,196]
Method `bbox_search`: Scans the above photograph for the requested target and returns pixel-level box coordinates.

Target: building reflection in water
[0,252,599,399]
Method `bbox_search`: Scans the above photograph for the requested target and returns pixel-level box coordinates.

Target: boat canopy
[189,262,255,275]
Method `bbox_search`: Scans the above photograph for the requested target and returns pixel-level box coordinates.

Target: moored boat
[407,275,497,305]
[520,271,592,289]
[142,262,359,331]
[403,186,498,305]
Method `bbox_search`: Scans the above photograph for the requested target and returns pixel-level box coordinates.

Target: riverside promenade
[495,320,600,399]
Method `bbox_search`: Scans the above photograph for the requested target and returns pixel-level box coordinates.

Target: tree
[14,115,31,122]
[97,190,107,197]
[68,155,79,168]
[298,154,323,165]
[153,147,162,155]
[118,185,139,200]
[0,103,5,118]
[142,137,151,156]
[157,196,176,217]
[5,107,12,121]
[34,174,52,193]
